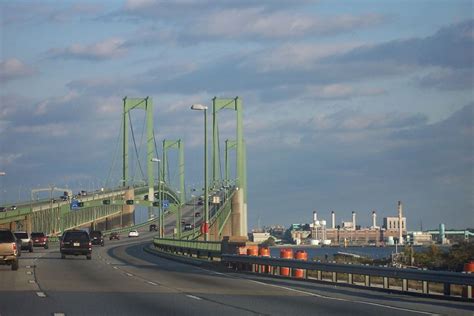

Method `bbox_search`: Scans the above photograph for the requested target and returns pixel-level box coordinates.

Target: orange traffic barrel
[247,247,258,256]
[464,261,474,272]
[462,261,474,298]
[280,248,293,276]
[293,250,308,278]
[259,247,271,273]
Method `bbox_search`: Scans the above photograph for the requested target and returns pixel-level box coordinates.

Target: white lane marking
[113,266,119,270]
[126,273,133,277]
[36,292,46,298]
[26,271,32,275]
[53,313,65,316]
[28,280,36,284]
[186,295,202,301]
[246,279,438,316]
[25,265,31,268]
[147,281,158,286]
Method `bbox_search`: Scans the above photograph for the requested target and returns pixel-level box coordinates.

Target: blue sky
[0,0,472,230]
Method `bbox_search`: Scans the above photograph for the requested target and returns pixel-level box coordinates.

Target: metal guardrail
[222,255,474,286]
[221,254,474,299]
[153,237,221,259]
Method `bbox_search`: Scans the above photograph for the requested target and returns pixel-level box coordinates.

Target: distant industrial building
[291,201,410,246]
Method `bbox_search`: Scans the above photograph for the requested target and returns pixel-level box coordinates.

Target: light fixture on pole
[191,104,209,241]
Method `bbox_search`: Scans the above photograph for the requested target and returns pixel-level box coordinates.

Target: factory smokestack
[313,211,318,224]
[331,211,335,229]
[398,201,403,245]
[372,211,377,228]
[352,211,356,230]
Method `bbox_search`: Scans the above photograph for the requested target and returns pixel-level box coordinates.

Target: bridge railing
[153,237,221,259]
[221,255,474,300]
[180,188,236,240]
[149,239,474,300]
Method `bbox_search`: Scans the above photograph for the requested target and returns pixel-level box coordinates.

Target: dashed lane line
[186,295,202,301]
[36,292,46,298]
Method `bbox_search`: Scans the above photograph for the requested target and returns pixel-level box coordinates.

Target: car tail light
[12,243,17,251]
[60,241,64,247]
[88,242,92,247]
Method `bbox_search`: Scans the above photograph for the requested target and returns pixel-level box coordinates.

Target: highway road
[1,231,473,316]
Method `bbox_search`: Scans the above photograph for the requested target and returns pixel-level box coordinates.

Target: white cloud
[14,123,71,137]
[48,38,127,61]
[305,84,386,99]
[0,58,36,82]
[194,9,384,39]
[35,91,79,115]
[246,42,362,72]
[0,153,22,165]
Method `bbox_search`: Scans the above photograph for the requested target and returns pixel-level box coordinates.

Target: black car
[149,224,158,232]
[60,230,92,260]
[89,230,104,246]
[109,232,120,240]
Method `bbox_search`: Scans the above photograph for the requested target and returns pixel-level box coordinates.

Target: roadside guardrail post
[317,270,322,281]
[467,285,472,299]
[443,283,451,296]
[383,277,389,289]
[422,281,429,294]
[348,273,353,284]
[332,272,337,283]
[365,275,370,287]
[402,279,408,292]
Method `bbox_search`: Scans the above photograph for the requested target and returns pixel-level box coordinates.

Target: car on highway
[149,224,157,232]
[10,205,17,210]
[60,230,92,260]
[109,232,120,240]
[0,207,6,212]
[194,212,201,217]
[0,229,19,270]
[184,223,193,231]
[31,232,49,249]
[13,231,33,252]
[89,230,104,246]
[128,230,139,237]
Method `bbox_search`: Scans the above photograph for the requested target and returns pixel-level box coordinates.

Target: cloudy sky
[0,0,472,230]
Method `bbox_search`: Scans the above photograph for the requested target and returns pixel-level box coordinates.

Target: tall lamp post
[191,104,209,241]
[0,172,5,206]
[151,158,162,237]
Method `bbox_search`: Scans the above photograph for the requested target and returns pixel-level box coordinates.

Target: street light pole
[151,158,162,237]
[191,104,209,241]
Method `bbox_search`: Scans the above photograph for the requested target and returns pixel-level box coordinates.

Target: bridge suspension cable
[128,111,146,183]
[105,118,123,188]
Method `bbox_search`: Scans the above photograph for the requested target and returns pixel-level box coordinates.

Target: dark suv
[60,230,92,260]
[90,230,104,246]
[0,230,19,270]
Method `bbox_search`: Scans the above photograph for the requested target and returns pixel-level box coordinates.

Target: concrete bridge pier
[230,188,247,239]
[122,188,135,227]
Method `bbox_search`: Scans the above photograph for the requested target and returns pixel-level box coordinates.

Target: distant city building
[251,232,271,243]
[383,216,407,231]
[408,232,433,245]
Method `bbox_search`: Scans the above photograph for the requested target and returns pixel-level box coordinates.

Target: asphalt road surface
[1,231,473,316]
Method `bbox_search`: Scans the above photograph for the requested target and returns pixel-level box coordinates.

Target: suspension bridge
[0,96,247,241]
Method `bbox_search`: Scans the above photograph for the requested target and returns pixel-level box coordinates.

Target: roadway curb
[143,244,220,270]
